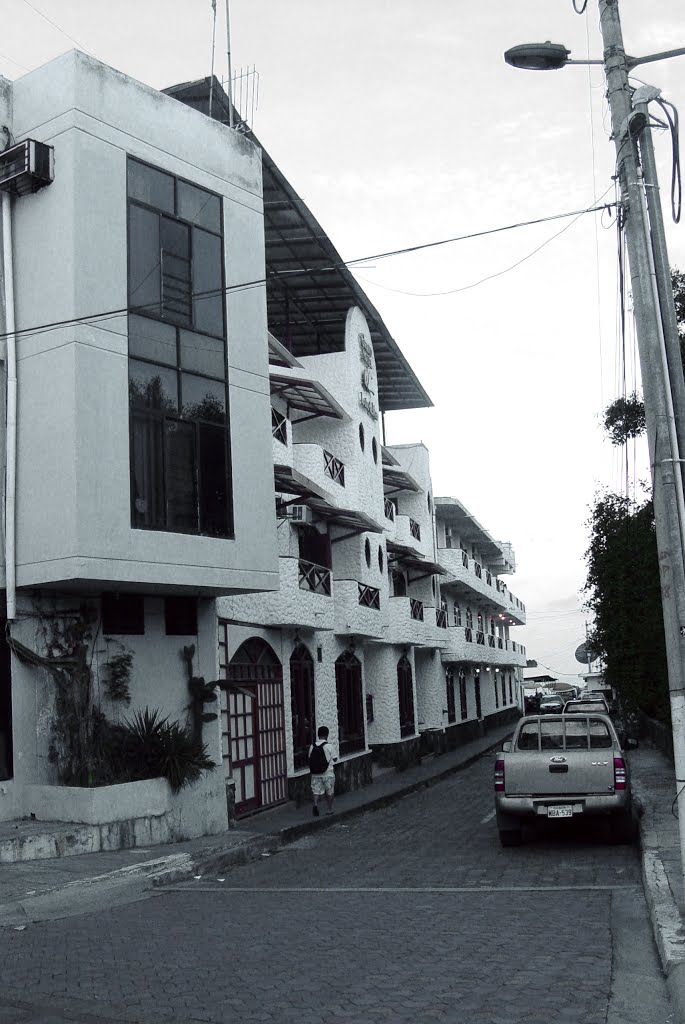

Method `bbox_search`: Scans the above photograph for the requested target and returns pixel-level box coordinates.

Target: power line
[0,199,616,344]
[16,0,94,57]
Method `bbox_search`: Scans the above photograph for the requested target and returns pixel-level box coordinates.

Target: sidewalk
[630,743,685,1023]
[0,722,513,927]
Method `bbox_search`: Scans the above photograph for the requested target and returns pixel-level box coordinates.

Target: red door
[219,629,287,817]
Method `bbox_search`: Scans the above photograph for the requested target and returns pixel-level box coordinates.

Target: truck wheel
[499,827,523,847]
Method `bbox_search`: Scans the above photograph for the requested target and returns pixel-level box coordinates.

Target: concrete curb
[634,790,685,1023]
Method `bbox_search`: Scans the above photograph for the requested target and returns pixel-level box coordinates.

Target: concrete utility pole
[598,0,685,887]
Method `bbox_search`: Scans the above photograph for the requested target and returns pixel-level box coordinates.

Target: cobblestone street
[1,752,674,1024]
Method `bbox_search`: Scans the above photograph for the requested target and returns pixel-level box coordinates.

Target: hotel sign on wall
[358,332,378,420]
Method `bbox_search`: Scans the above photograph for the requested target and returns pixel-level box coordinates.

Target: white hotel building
[0,55,525,842]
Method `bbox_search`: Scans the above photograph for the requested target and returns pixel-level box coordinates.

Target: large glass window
[127,158,232,537]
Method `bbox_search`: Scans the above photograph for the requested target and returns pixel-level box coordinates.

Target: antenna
[209,0,217,119]
[225,0,234,128]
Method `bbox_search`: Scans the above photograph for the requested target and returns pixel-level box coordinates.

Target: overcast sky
[3,0,685,681]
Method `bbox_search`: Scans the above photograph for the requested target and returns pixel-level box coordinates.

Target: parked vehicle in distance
[537,694,565,714]
[494,714,636,847]
[563,698,610,715]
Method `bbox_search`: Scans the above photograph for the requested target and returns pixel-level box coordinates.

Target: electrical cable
[0,51,30,72]
[655,97,681,223]
[16,0,94,57]
[0,199,616,344]
[353,186,615,298]
[573,0,589,13]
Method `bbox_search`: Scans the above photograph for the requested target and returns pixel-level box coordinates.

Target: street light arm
[628,46,685,69]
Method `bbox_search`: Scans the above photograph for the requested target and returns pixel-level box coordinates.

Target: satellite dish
[575,642,597,665]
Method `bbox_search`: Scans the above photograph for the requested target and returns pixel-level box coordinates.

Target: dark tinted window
[164,596,198,636]
[102,593,144,635]
[128,161,174,213]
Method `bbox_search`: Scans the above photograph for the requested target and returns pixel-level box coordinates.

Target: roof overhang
[270,368,347,421]
[273,464,331,501]
[163,77,433,414]
[268,332,302,368]
[434,497,513,570]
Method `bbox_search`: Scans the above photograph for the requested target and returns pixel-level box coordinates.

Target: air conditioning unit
[290,505,313,526]
[0,140,54,196]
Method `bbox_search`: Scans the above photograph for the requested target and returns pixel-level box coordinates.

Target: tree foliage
[584,493,670,721]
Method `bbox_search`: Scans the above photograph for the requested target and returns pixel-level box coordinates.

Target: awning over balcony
[268,332,302,368]
[382,465,422,494]
[307,499,384,535]
[270,369,347,421]
[274,464,332,501]
[386,542,447,579]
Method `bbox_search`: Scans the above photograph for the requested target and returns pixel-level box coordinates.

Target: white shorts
[311,773,335,797]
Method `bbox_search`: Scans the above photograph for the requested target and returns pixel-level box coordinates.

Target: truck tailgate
[505,752,615,796]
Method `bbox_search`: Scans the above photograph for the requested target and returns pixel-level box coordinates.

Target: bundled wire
[655,97,681,223]
[572,0,589,12]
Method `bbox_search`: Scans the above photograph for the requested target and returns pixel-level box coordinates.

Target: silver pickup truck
[494,714,635,846]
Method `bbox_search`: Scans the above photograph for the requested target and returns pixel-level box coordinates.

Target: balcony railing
[476,630,485,645]
[497,636,503,649]
[410,598,424,621]
[358,583,380,609]
[474,561,482,579]
[461,550,469,568]
[409,518,421,541]
[384,497,396,521]
[436,608,448,629]
[324,450,345,486]
[486,570,492,586]
[488,634,496,648]
[298,559,331,596]
[271,407,287,445]
[464,626,473,642]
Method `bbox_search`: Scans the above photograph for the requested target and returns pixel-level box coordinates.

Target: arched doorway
[290,643,315,771]
[397,655,415,737]
[219,630,287,817]
[335,651,365,755]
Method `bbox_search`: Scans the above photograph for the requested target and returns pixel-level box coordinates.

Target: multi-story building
[0,52,278,837]
[165,75,527,818]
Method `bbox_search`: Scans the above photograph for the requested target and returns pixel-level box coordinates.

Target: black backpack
[309,742,329,774]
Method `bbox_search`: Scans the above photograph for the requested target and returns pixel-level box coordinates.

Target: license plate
[548,806,573,818]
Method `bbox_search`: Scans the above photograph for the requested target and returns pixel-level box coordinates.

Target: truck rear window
[516,718,613,751]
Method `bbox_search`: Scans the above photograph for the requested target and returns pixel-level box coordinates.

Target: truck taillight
[495,757,505,792]
[614,756,627,790]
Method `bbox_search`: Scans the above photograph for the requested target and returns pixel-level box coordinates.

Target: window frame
[127,157,233,539]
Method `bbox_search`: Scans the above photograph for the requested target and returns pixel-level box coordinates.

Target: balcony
[437,546,526,624]
[410,598,424,621]
[299,558,331,596]
[293,442,346,502]
[385,596,434,647]
[219,556,333,631]
[323,450,345,487]
[394,514,430,558]
[439,625,528,668]
[333,579,384,639]
[436,607,448,629]
[384,497,396,522]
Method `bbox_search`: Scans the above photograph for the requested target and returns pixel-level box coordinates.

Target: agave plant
[122,707,217,792]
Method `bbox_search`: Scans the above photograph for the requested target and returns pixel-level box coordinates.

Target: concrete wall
[6,50,277,596]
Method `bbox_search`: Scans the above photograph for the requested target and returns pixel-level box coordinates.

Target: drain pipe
[1,191,16,621]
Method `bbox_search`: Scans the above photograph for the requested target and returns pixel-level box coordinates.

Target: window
[453,603,461,626]
[372,436,378,464]
[335,652,365,755]
[508,673,513,704]
[102,593,144,635]
[365,537,371,568]
[445,668,456,724]
[291,644,315,770]
[378,545,384,573]
[391,570,407,597]
[459,669,468,720]
[501,673,507,705]
[366,693,374,723]
[397,656,415,737]
[164,596,198,635]
[494,674,499,709]
[359,423,365,451]
[127,158,232,538]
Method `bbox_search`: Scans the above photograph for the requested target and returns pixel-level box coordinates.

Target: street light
[505,0,685,895]
[504,39,685,72]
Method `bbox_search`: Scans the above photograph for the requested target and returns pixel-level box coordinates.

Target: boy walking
[309,726,337,817]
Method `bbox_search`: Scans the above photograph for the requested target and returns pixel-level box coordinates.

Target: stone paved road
[0,752,675,1024]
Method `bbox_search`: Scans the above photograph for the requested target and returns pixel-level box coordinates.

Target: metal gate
[218,628,287,817]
